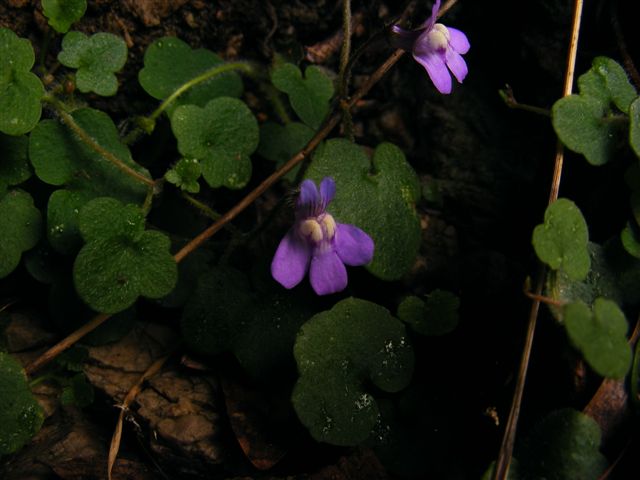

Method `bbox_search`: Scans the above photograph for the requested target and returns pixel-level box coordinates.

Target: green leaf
[397,290,460,335]
[0,351,44,455]
[138,36,242,112]
[292,298,414,446]
[29,108,149,190]
[42,0,87,34]
[171,97,259,189]
[46,189,90,255]
[578,57,637,113]
[258,121,315,179]
[164,158,201,193]
[552,57,636,166]
[0,189,42,279]
[0,28,44,136]
[0,133,31,188]
[546,243,623,321]
[621,224,640,259]
[271,63,334,129]
[73,197,177,313]
[630,97,640,159]
[58,31,127,96]
[29,108,150,253]
[563,298,631,379]
[551,95,625,166]
[181,266,314,379]
[532,198,590,281]
[306,139,421,280]
[518,409,607,480]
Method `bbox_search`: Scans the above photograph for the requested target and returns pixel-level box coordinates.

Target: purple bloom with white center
[391,0,470,94]
[271,177,374,296]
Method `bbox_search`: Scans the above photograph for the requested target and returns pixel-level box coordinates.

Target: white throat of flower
[300,213,337,249]
[426,23,450,52]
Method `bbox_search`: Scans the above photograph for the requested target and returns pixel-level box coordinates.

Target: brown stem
[25,313,110,375]
[493,1,584,479]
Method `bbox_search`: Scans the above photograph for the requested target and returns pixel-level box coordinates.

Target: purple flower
[391,0,470,94]
[271,177,374,295]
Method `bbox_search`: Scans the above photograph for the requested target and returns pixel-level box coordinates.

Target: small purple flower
[391,0,470,94]
[271,177,374,296]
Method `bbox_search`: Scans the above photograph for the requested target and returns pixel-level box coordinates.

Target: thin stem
[499,86,550,117]
[493,1,584,479]
[338,0,352,99]
[181,192,222,221]
[338,0,354,140]
[148,62,255,123]
[25,313,110,375]
[42,95,156,189]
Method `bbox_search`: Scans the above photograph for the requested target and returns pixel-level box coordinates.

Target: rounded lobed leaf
[578,57,637,114]
[46,189,90,255]
[0,351,44,455]
[551,95,624,166]
[306,139,421,280]
[42,0,87,33]
[563,298,631,379]
[0,189,42,278]
[292,298,414,445]
[532,198,590,281]
[397,290,460,335]
[29,108,149,190]
[182,266,315,379]
[138,36,242,111]
[73,197,177,313]
[0,28,44,136]
[546,242,623,322]
[271,63,334,129]
[58,31,127,96]
[620,224,640,259]
[78,196,145,242]
[171,97,259,189]
[518,409,607,479]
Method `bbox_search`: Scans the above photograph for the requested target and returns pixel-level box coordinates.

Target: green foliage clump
[0,352,44,455]
[292,298,414,446]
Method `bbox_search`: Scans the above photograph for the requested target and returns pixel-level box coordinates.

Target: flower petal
[420,0,441,31]
[309,249,347,295]
[319,177,336,208]
[297,179,320,214]
[335,223,374,266]
[413,51,452,94]
[445,48,468,83]
[447,27,470,54]
[271,229,311,289]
